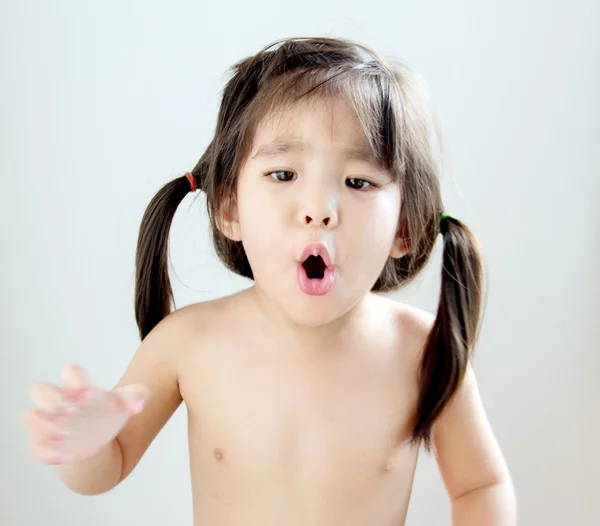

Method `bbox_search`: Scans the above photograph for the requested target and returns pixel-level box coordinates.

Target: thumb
[113,384,149,415]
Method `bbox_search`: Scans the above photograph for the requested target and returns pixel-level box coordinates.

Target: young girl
[22,36,516,525]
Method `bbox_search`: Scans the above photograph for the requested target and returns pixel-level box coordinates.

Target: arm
[433,365,517,525]
[55,310,185,495]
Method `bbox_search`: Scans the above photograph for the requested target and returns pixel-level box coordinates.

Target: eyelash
[265,170,377,190]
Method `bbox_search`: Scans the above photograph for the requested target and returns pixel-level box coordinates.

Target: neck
[246,285,374,356]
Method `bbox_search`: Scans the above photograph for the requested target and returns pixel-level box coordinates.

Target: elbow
[451,472,516,502]
[56,471,122,496]
[54,438,125,496]
[56,466,123,496]
[453,479,513,501]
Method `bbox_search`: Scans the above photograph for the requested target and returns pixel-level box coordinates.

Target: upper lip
[298,242,334,267]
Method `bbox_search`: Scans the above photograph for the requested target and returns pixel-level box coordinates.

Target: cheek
[349,193,401,246]
[236,188,284,264]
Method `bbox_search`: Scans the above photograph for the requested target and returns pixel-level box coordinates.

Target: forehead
[250,96,373,159]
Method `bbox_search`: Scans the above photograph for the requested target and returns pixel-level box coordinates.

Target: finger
[60,364,90,390]
[30,382,79,413]
[113,384,149,415]
[21,409,70,439]
[28,438,74,465]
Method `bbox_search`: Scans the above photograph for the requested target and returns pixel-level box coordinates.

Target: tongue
[298,264,335,296]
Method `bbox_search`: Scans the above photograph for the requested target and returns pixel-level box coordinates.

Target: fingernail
[56,429,70,438]
[61,405,76,414]
[133,399,145,413]
[57,454,73,464]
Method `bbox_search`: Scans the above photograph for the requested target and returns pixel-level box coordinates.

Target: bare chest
[180,340,419,489]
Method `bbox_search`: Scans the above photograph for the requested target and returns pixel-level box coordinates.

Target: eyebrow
[251,136,378,164]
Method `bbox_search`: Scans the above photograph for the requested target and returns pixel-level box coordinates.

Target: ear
[216,198,242,242]
[389,236,409,259]
[390,217,409,259]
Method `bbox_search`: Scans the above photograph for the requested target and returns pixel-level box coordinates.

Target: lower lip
[297,264,335,296]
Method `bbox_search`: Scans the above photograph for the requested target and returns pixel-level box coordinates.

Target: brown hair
[134,36,485,450]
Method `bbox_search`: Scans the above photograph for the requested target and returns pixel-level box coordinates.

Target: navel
[213,448,224,461]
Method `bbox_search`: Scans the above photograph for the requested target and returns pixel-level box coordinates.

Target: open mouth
[297,246,335,296]
[302,254,327,280]
[298,254,336,296]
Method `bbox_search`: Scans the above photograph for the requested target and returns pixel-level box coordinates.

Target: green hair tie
[440,212,453,234]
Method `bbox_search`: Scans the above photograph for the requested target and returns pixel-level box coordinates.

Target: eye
[346,177,374,190]
[267,170,296,182]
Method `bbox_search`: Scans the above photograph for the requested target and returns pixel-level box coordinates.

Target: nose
[297,191,339,229]
[304,212,335,227]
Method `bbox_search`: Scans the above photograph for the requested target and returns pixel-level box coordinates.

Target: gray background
[1,0,598,524]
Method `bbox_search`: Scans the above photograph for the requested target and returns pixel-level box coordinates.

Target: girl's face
[225,97,406,327]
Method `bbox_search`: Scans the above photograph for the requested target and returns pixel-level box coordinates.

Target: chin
[281,283,366,328]
[251,270,370,328]
[283,300,347,327]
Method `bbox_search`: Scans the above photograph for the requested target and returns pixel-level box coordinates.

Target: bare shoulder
[168,287,254,375]
[395,301,435,336]
[110,289,250,481]
[373,295,435,358]
[170,288,251,346]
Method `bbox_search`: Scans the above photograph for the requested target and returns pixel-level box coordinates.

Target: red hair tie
[185,172,197,192]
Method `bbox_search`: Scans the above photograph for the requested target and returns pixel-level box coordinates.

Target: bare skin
[23,284,514,525]
[23,95,515,524]
[25,287,435,525]
[179,289,426,526]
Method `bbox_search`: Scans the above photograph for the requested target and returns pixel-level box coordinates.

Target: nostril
[305,216,330,226]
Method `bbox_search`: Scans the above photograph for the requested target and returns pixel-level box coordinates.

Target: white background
[1,1,598,524]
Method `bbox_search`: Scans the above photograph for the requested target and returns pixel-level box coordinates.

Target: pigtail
[411,215,485,450]
[134,152,210,340]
